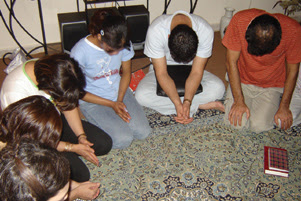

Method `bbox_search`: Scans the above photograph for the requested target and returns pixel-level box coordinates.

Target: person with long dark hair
[70,9,151,149]
[0,139,71,201]
[0,96,100,200]
[0,53,113,182]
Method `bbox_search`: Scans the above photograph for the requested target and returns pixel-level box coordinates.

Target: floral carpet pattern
[83,108,301,201]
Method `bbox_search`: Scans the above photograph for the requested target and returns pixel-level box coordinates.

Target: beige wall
[0,0,290,57]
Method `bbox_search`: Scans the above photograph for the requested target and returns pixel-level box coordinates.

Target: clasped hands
[174,100,193,124]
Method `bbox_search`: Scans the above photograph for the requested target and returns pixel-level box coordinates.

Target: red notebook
[129,69,145,93]
[264,146,289,177]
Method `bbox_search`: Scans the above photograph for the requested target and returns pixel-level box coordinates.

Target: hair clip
[100,30,104,36]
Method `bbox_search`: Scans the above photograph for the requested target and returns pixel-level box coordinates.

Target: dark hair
[0,140,70,201]
[34,53,86,111]
[168,24,198,63]
[89,9,130,50]
[245,14,282,56]
[0,96,62,148]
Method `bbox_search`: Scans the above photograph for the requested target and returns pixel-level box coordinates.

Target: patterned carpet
[83,108,301,201]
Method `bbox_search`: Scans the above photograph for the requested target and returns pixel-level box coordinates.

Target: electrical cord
[190,0,198,14]
[163,0,198,14]
[2,52,12,66]
[1,0,48,64]
[163,0,172,14]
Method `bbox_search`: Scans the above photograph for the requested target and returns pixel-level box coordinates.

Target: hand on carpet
[274,106,293,130]
[228,102,250,126]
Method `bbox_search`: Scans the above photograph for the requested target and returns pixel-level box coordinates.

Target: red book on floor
[264,146,289,177]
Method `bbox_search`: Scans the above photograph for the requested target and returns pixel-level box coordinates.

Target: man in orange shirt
[222,8,301,133]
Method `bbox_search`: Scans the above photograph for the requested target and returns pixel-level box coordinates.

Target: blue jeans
[80,89,151,149]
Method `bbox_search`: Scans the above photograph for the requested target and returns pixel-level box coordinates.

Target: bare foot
[198,101,225,112]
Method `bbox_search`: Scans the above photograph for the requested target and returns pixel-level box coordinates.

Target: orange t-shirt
[222,8,301,88]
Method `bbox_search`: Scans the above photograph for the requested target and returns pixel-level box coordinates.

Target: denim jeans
[80,89,151,149]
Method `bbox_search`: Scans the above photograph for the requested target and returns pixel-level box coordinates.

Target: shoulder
[71,37,88,51]
[192,14,213,35]
[4,63,25,81]
[231,8,266,25]
[275,13,301,29]
[70,38,90,60]
[148,14,171,33]
[234,8,266,18]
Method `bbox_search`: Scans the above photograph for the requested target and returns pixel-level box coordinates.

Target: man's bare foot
[198,101,225,112]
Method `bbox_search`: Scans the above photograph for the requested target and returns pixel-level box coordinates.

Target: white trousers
[135,65,225,116]
[290,87,301,127]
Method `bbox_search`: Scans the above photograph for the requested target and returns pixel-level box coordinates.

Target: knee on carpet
[69,161,91,182]
[134,126,151,140]
[112,134,134,149]
[249,118,274,133]
[213,82,226,100]
[93,135,113,156]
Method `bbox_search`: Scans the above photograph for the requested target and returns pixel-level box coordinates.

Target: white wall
[0,0,291,57]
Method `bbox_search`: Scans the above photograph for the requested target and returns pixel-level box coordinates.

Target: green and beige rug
[83,108,301,201]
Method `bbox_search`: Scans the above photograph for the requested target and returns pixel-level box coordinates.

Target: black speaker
[118,5,149,50]
[58,8,120,53]
[58,12,89,53]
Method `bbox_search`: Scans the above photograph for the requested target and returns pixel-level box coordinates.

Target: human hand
[274,106,293,130]
[112,101,131,123]
[174,103,193,124]
[228,102,250,126]
[78,136,94,147]
[70,181,100,200]
[72,144,99,166]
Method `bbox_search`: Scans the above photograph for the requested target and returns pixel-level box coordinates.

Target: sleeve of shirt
[121,42,135,61]
[222,13,242,51]
[143,18,166,59]
[286,22,301,64]
[70,40,87,70]
[1,91,29,109]
[195,18,214,58]
[1,75,39,110]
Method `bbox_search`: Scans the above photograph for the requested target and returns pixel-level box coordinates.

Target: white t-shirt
[0,60,50,110]
[144,10,214,65]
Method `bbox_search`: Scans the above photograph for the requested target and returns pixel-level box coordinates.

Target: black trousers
[60,115,112,182]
